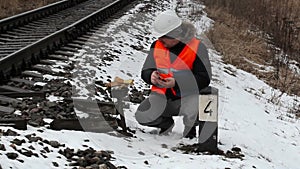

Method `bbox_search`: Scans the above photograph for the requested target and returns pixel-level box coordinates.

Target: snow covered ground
[0,0,299,168]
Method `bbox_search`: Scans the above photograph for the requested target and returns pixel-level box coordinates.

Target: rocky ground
[0,128,125,168]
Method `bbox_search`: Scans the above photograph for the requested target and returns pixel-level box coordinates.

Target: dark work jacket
[141,40,212,100]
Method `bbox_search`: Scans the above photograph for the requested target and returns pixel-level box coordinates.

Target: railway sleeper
[50,118,116,133]
[74,99,128,134]
[2,38,39,43]
[0,37,10,42]
[0,85,35,93]
[11,29,55,35]
[0,43,25,47]
[31,20,55,25]
[0,49,17,52]
[77,37,100,44]
[72,39,87,46]
[60,46,80,53]
[15,27,36,32]
[0,105,15,114]
[22,71,43,79]
[32,64,65,76]
[27,23,48,28]
[39,59,71,70]
[0,91,45,98]
[0,119,27,130]
[0,34,18,39]
[0,95,21,106]
[82,34,100,40]
[77,37,90,42]
[55,50,74,57]
[0,51,16,55]
[0,54,8,58]
[10,78,37,86]
[66,43,83,49]
[89,27,108,33]
[50,99,122,133]
[17,38,40,42]
[2,42,32,46]
[23,25,45,30]
[7,79,44,92]
[39,60,57,65]
[0,47,21,51]
[6,33,50,39]
[7,29,30,34]
[48,54,69,61]
[16,32,48,39]
[14,35,46,39]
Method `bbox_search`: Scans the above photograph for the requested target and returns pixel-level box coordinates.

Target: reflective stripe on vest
[151,38,201,95]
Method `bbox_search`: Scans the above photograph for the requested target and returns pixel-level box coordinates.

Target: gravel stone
[52,162,59,167]
[0,144,6,151]
[11,139,26,146]
[3,129,19,136]
[6,152,18,160]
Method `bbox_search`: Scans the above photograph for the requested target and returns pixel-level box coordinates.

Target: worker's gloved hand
[151,71,175,88]
[157,77,175,88]
[150,71,160,85]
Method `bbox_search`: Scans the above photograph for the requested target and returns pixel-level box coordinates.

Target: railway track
[0,0,137,134]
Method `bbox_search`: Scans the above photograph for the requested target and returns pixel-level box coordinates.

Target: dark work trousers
[135,92,199,133]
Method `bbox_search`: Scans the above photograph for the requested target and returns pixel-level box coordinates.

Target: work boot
[184,126,196,139]
[158,118,174,135]
[159,123,175,135]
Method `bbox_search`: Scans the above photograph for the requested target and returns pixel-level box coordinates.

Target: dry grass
[206,8,272,73]
[0,0,60,19]
[201,0,300,62]
[205,7,300,97]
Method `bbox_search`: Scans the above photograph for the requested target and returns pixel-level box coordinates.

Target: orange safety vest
[151,37,201,95]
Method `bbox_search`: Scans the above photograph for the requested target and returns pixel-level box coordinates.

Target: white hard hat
[152,10,182,37]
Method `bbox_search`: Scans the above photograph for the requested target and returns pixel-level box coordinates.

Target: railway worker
[135,10,212,139]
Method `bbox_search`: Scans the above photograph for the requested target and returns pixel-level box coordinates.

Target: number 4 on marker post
[204,100,213,116]
[199,94,218,122]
